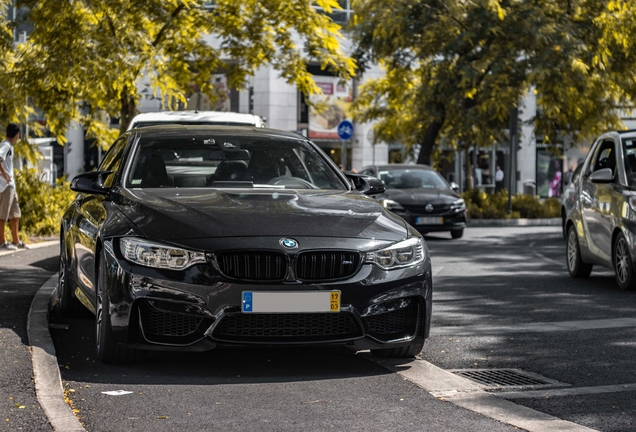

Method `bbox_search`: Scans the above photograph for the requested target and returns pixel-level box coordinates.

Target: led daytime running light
[364,238,425,270]
[120,237,206,270]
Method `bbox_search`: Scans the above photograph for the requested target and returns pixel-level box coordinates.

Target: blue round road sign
[337,120,354,140]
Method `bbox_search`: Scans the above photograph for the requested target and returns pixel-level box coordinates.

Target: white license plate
[242,291,341,313]
[416,216,443,225]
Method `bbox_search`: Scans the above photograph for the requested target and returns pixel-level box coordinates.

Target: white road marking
[367,356,597,432]
[432,266,444,277]
[431,317,636,336]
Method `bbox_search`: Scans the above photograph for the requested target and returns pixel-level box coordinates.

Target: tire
[370,340,424,358]
[95,252,144,364]
[566,225,593,278]
[451,229,464,239]
[58,238,82,317]
[613,232,636,291]
[561,209,567,240]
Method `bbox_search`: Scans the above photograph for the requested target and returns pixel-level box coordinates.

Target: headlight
[629,196,636,213]
[364,237,425,270]
[382,199,405,211]
[120,237,207,270]
[450,198,466,211]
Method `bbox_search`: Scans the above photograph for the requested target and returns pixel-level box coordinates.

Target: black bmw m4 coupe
[58,125,432,363]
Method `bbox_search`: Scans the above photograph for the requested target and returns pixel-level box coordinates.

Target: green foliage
[14,168,75,237]
[463,189,519,219]
[463,190,561,219]
[512,195,561,219]
[351,0,634,164]
[11,0,355,148]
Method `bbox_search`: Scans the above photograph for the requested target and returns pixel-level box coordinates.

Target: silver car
[566,130,636,290]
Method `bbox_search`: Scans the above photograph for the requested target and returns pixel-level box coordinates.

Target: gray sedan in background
[566,130,636,290]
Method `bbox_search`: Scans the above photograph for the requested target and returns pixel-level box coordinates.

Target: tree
[15,0,355,147]
[351,0,634,166]
[0,2,35,127]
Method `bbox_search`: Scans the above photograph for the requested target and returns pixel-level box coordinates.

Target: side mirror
[70,170,113,195]
[345,173,385,195]
[450,182,460,192]
[589,168,614,183]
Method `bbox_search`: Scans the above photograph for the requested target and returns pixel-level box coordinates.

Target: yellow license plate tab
[242,291,341,313]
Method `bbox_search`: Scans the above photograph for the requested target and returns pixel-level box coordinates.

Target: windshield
[126,135,346,190]
[379,168,448,189]
[623,137,636,187]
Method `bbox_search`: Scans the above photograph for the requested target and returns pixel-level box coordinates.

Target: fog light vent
[451,369,567,389]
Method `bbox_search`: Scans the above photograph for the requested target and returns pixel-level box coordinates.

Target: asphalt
[0,241,58,432]
[1,230,598,431]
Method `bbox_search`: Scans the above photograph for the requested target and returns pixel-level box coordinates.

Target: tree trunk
[465,147,473,190]
[416,117,444,165]
[119,87,137,135]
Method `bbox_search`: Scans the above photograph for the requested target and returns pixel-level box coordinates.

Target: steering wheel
[268,176,316,189]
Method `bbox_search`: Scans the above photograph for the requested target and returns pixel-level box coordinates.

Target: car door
[580,139,617,262]
[72,137,128,304]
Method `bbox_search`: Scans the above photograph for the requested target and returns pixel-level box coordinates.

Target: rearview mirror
[345,173,385,195]
[70,170,113,195]
[450,182,460,192]
[209,149,250,161]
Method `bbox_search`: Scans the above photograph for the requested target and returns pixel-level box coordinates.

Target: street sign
[337,120,354,140]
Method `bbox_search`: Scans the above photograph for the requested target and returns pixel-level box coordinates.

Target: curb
[467,218,561,227]
[27,274,85,432]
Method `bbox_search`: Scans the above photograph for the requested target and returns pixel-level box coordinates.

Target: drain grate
[451,368,568,389]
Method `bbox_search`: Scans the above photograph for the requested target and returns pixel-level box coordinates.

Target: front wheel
[450,230,464,239]
[613,232,636,291]
[566,225,592,278]
[58,238,82,317]
[561,209,567,240]
[96,252,144,364]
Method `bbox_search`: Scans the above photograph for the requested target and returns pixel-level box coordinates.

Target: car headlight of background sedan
[120,237,207,270]
[364,237,425,270]
[450,198,466,212]
[381,199,405,211]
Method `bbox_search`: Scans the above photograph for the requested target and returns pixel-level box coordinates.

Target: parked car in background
[566,130,636,290]
[127,110,267,130]
[58,125,432,363]
[359,164,466,239]
[560,163,583,239]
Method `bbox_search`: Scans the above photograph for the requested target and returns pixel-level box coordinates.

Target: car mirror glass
[589,167,614,183]
[346,173,386,195]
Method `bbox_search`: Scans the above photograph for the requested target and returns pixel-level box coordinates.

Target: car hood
[116,188,408,241]
[379,187,460,204]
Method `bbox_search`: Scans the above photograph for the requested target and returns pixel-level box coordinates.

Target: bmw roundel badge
[280,238,298,249]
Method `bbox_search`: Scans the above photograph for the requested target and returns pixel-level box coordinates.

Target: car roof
[129,124,304,141]
[127,111,266,130]
[366,164,434,170]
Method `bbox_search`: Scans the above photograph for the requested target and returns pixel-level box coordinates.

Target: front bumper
[102,240,433,352]
[392,209,466,233]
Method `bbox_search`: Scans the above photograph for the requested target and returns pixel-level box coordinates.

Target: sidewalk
[466,218,561,227]
[0,239,58,257]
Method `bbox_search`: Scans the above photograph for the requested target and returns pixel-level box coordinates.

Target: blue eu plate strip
[242,292,253,313]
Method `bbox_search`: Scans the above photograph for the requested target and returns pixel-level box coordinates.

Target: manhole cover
[450,368,568,389]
